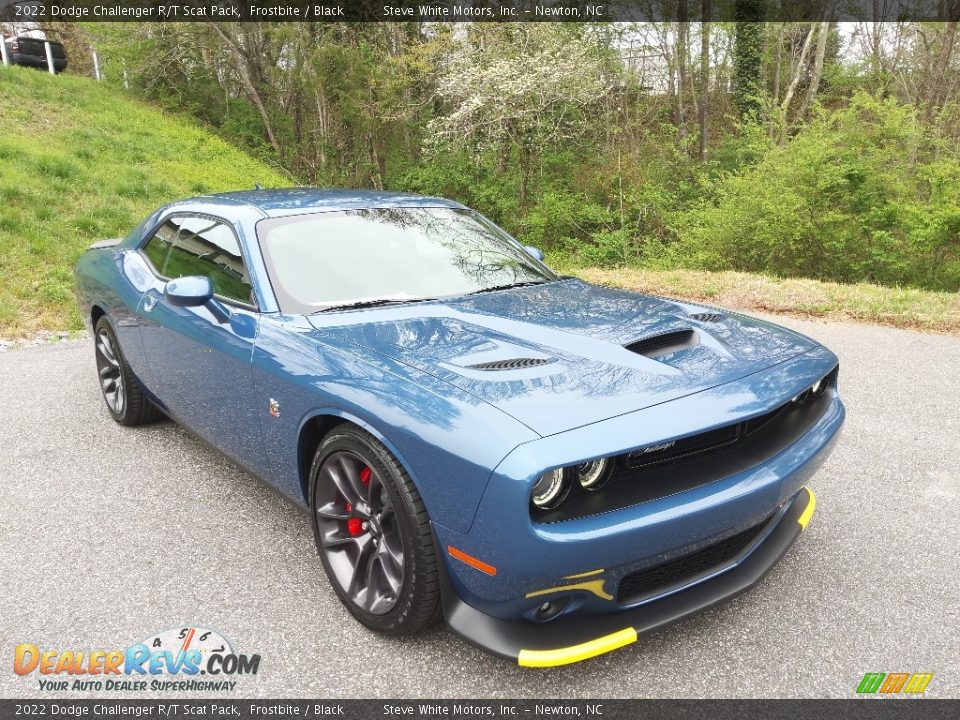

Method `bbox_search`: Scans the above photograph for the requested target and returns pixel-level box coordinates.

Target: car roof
[193,188,467,217]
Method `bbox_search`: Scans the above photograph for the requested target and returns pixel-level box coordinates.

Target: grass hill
[0,66,289,336]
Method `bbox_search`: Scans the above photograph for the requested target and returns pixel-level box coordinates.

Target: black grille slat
[616,518,769,604]
[625,329,697,358]
[745,402,789,435]
[467,357,551,371]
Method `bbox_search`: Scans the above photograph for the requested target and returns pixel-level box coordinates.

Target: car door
[135,214,263,463]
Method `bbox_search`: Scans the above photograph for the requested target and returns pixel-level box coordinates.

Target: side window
[141,216,255,306]
[141,219,178,275]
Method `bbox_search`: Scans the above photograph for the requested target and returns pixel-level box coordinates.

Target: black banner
[0,700,958,720]
[2,0,960,23]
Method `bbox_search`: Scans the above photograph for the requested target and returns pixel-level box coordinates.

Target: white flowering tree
[428,26,614,203]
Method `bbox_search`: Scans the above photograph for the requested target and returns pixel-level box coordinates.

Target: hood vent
[689,312,723,323]
[625,329,699,358]
[467,357,552,371]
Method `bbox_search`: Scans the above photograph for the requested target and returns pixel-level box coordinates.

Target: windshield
[256,207,556,313]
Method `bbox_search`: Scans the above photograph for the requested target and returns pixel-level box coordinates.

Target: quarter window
[141,216,255,306]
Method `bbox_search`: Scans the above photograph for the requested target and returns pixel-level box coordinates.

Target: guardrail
[0,38,100,79]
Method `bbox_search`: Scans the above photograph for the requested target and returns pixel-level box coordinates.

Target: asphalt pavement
[1,315,958,698]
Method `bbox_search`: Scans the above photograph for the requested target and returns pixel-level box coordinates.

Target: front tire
[310,425,441,635]
[94,316,161,426]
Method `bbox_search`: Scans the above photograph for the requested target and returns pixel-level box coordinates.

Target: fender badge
[269,398,281,418]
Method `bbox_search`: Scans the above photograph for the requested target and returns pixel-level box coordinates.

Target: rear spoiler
[88,238,122,250]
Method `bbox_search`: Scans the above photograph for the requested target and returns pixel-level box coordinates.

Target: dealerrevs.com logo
[14,626,260,692]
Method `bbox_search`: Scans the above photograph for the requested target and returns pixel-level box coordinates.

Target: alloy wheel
[315,451,405,615]
[95,329,125,416]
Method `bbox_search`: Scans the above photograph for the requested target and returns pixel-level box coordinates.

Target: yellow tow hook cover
[517,627,638,668]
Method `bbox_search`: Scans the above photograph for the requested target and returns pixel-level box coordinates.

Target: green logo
[857,672,932,694]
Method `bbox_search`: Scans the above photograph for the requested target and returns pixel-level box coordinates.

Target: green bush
[672,93,960,291]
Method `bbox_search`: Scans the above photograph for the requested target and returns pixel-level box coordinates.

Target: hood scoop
[625,328,699,358]
[467,357,553,371]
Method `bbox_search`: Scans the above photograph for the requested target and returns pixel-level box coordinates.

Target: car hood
[308,279,815,436]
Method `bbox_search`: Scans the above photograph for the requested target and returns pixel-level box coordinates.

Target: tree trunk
[315,88,328,169]
[699,0,710,161]
[923,20,959,122]
[519,142,533,206]
[676,0,689,140]
[366,133,384,190]
[780,24,816,118]
[769,24,783,139]
[732,2,764,121]
[771,24,782,104]
[796,22,830,121]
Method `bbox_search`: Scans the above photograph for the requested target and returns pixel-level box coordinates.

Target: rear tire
[94,316,161,426]
[309,425,441,635]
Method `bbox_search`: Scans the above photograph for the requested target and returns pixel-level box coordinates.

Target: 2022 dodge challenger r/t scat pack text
[74,189,843,667]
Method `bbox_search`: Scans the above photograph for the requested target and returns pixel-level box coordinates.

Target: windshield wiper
[467,280,550,296]
[311,297,435,314]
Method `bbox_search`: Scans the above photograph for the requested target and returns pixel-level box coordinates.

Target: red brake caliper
[346,517,363,537]
[345,466,372,537]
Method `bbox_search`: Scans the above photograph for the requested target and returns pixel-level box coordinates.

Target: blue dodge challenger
[74,189,844,667]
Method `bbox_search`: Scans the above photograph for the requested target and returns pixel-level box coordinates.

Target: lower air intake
[616,517,770,605]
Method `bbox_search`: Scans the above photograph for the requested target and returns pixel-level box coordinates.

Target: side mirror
[164,276,213,307]
[524,245,545,262]
[164,276,232,323]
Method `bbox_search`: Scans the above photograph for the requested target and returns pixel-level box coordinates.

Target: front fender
[250,315,539,533]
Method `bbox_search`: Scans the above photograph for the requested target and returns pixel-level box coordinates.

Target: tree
[699,0,711,161]
[779,24,816,118]
[210,23,281,156]
[922,20,959,122]
[677,0,690,140]
[428,26,612,204]
[732,0,765,121]
[795,22,830,122]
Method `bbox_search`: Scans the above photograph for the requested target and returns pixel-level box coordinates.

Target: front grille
[625,329,698,358]
[624,424,738,470]
[467,357,551,371]
[617,518,769,605]
[530,364,838,524]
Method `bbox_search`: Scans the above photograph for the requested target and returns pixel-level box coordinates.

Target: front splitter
[441,487,816,667]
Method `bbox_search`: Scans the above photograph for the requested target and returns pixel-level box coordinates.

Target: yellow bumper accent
[563,568,604,580]
[797,488,817,530]
[518,627,638,668]
[525,578,613,602]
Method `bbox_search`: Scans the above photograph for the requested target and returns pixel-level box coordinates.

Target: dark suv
[3,36,68,73]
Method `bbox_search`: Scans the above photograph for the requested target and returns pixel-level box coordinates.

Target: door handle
[143,295,157,312]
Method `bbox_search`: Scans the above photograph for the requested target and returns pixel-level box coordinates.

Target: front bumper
[443,486,817,667]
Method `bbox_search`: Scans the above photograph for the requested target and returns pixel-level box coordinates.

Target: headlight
[811,376,827,397]
[531,469,568,510]
[576,458,610,491]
